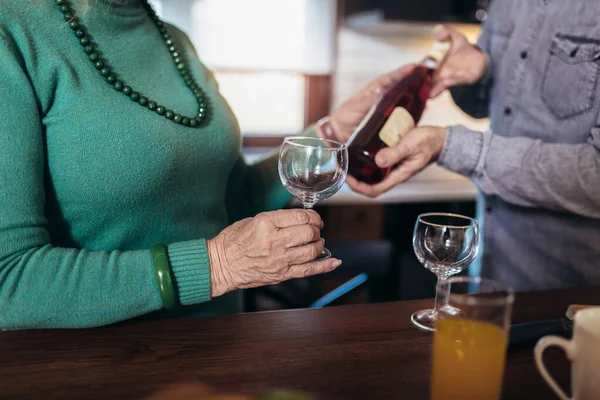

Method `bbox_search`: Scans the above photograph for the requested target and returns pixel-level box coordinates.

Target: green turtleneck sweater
[0,0,312,329]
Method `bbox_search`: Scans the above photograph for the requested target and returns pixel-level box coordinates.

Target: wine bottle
[347,41,450,184]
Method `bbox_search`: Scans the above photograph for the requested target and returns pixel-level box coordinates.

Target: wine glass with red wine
[278,136,348,259]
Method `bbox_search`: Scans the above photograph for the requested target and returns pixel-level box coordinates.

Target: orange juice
[430,317,507,400]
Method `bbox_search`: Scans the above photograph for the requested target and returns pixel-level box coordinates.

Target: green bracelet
[151,243,178,310]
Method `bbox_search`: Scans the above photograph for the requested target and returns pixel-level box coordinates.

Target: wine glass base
[411,309,437,332]
[315,247,331,261]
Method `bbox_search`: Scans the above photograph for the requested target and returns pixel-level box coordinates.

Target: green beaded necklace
[55,0,207,128]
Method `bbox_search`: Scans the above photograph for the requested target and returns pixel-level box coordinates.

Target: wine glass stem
[303,203,314,209]
[432,276,446,315]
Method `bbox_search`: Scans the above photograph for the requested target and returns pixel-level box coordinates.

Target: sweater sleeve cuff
[302,124,319,138]
[438,125,486,177]
[167,239,212,306]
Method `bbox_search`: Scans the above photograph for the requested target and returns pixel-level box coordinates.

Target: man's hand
[346,126,447,198]
[430,24,489,98]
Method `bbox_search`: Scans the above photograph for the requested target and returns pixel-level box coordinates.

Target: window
[153,0,337,140]
[213,71,306,135]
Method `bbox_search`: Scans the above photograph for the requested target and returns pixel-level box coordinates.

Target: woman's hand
[207,209,341,297]
[346,126,447,198]
[317,64,417,143]
[429,24,489,98]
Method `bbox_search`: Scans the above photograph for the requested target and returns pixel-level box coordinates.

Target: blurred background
[152,0,491,311]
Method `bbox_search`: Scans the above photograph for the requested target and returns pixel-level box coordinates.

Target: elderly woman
[0,0,411,329]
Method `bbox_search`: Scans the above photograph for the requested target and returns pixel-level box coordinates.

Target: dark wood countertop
[1,285,598,399]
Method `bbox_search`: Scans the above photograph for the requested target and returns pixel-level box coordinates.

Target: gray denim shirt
[438,0,600,291]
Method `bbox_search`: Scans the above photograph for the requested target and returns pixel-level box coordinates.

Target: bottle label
[378,107,415,147]
[427,41,451,64]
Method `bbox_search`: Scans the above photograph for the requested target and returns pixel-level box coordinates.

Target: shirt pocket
[541,33,600,120]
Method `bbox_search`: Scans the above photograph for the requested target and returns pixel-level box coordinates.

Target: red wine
[347,41,450,184]
[284,171,344,206]
[286,172,339,193]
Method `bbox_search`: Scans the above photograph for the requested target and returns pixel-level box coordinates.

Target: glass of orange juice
[430,277,514,400]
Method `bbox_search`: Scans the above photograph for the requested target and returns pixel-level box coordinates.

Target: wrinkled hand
[346,126,447,198]
[429,24,489,98]
[319,64,417,143]
[207,209,341,297]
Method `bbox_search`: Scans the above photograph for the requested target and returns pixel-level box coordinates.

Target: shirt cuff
[475,45,493,84]
[438,125,488,177]
[474,45,493,99]
[167,239,212,306]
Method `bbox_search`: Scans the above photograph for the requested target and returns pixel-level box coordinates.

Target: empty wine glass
[411,213,480,332]
[279,136,348,259]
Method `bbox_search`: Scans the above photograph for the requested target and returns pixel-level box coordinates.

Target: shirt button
[504,107,512,116]
[486,206,492,213]
[520,51,528,59]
